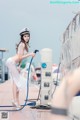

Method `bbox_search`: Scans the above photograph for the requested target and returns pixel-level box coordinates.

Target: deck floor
[0,80,53,120]
[0,80,80,120]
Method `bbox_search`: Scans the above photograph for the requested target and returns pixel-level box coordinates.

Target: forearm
[21,53,32,60]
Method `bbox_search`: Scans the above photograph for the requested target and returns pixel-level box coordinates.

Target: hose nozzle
[34,50,39,53]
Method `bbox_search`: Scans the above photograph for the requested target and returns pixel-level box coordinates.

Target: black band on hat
[20,31,30,36]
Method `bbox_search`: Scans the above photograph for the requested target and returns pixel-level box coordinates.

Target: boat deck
[0,80,53,120]
[0,80,80,120]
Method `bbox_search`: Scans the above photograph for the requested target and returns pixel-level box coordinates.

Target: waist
[7,55,22,64]
[12,54,22,63]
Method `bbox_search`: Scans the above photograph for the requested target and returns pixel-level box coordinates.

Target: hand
[30,52,35,57]
[17,66,21,73]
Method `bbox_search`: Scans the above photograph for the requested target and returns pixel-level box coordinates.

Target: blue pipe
[0,50,39,111]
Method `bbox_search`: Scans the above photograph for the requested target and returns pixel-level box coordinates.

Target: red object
[33,74,38,81]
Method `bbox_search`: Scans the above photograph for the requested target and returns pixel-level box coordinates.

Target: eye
[24,36,27,37]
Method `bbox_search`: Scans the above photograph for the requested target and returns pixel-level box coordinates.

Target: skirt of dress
[6,57,28,90]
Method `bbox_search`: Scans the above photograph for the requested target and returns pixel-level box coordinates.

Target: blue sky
[0,0,80,65]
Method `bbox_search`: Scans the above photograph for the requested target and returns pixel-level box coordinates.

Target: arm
[16,61,22,72]
[17,52,35,72]
[17,42,35,60]
[21,52,35,60]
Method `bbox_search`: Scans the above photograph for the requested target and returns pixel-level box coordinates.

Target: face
[23,34,30,43]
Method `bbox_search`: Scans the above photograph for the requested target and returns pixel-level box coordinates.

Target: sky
[0,0,80,65]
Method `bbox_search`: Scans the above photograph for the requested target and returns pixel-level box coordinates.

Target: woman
[6,28,35,109]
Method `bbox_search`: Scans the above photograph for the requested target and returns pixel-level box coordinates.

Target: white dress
[6,42,28,90]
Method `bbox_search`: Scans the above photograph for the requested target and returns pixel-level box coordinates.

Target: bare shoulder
[19,42,25,48]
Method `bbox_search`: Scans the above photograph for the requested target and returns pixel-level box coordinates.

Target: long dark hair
[16,34,30,53]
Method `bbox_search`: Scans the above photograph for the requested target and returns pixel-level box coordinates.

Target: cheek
[26,37,30,41]
[23,37,27,41]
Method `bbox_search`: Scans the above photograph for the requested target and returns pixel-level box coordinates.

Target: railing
[62,12,80,43]
[60,12,80,75]
[0,49,8,82]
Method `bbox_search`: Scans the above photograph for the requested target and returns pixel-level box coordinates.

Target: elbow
[18,55,23,61]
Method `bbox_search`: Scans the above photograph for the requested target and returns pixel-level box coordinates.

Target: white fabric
[20,62,35,83]
[6,58,27,90]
